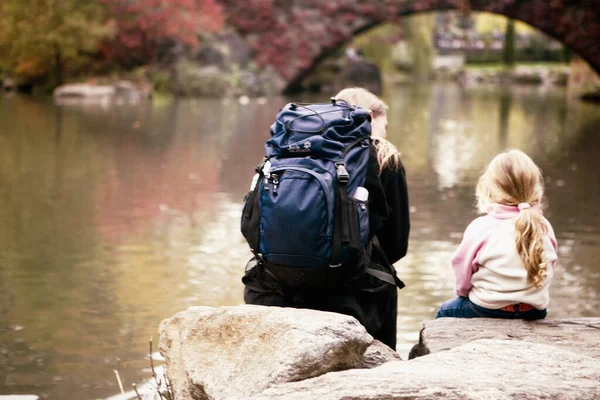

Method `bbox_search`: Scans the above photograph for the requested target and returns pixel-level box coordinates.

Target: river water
[0,83,599,399]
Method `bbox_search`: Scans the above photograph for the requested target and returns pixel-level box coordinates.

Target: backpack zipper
[271,173,279,194]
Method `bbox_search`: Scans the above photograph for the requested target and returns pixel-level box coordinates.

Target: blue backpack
[241,99,372,272]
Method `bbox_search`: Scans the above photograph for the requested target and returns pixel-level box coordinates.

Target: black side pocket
[348,201,360,250]
[241,188,261,252]
[349,199,369,250]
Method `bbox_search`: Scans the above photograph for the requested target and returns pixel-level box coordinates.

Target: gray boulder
[409,317,600,359]
[240,339,600,400]
[170,62,232,97]
[52,81,150,104]
[53,83,115,99]
[357,339,402,369]
[158,305,375,400]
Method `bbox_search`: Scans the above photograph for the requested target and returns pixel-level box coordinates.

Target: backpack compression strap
[331,162,351,267]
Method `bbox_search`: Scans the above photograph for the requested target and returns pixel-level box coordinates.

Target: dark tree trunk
[503,19,515,67]
[55,45,64,86]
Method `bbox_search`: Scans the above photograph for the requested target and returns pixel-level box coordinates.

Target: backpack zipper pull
[262,161,271,191]
[271,173,279,194]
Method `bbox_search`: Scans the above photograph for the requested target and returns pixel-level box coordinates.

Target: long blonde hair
[476,149,548,287]
[334,87,401,173]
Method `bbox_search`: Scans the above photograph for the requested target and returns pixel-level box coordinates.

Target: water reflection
[0,84,599,399]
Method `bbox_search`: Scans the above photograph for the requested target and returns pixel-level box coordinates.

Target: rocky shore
[157,306,600,400]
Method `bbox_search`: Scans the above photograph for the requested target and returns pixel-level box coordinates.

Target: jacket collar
[484,203,543,219]
[485,203,519,219]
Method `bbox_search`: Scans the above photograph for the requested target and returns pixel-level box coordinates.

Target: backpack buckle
[255,157,266,173]
[255,156,270,173]
[336,163,349,182]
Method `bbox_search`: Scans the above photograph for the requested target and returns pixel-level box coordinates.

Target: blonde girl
[436,149,558,319]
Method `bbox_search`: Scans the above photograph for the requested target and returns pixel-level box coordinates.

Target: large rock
[357,339,402,369]
[239,339,600,400]
[409,317,600,360]
[169,59,278,97]
[52,81,150,104]
[174,28,281,97]
[158,305,374,400]
[170,62,232,97]
[53,83,115,99]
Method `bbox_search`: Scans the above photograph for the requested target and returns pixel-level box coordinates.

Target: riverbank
[4,61,581,102]
[6,61,600,106]
[384,62,571,87]
[157,305,600,400]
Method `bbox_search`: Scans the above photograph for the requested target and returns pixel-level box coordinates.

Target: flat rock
[409,318,600,359]
[53,83,115,98]
[238,339,600,400]
[158,305,373,400]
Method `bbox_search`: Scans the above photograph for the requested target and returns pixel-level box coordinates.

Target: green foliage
[352,24,403,73]
[0,0,115,85]
[475,12,536,35]
[350,14,437,81]
[404,14,436,81]
[150,70,171,94]
[171,60,231,97]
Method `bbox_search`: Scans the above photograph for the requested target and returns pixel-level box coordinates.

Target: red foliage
[220,0,276,33]
[102,0,223,66]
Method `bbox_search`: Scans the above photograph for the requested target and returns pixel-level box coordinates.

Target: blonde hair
[476,149,548,287]
[334,87,401,173]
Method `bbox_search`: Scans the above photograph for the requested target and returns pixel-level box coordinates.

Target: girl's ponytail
[514,206,548,288]
[477,149,550,288]
[372,136,401,174]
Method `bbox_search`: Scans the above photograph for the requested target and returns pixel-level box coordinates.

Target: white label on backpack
[250,173,259,191]
[353,186,369,202]
[287,140,312,153]
[262,160,271,177]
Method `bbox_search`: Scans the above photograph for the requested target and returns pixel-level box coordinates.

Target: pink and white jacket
[451,204,558,310]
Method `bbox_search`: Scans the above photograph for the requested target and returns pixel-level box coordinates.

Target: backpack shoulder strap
[330,162,351,267]
[368,236,406,289]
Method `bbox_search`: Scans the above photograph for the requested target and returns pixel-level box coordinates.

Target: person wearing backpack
[240,87,410,350]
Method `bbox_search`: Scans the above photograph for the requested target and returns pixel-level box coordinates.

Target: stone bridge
[220,0,600,92]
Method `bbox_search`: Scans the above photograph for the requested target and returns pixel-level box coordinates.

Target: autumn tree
[102,0,224,68]
[0,0,115,87]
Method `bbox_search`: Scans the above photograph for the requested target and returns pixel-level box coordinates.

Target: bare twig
[132,383,143,400]
[164,367,174,400]
[150,336,165,400]
[150,337,157,379]
[113,369,125,395]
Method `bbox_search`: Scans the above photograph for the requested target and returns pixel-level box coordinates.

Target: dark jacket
[364,145,410,269]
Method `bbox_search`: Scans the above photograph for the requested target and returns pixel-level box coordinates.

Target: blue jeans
[436,296,547,320]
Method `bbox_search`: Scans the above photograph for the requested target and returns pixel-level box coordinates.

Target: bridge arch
[221,0,600,92]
